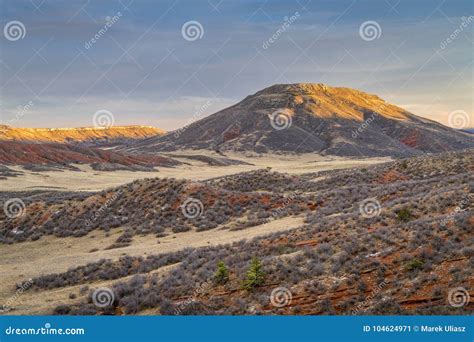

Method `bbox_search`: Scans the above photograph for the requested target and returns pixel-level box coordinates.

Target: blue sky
[0,0,472,130]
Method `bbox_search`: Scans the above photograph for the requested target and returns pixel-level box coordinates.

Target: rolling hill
[1,150,472,315]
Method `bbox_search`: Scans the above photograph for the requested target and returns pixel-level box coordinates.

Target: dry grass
[4,264,178,315]
[0,151,390,191]
[0,215,305,314]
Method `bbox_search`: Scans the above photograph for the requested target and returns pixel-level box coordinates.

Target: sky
[0,0,472,130]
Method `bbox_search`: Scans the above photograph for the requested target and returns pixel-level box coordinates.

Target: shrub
[54,305,71,315]
[214,261,229,284]
[242,257,265,290]
[404,258,424,271]
[397,208,412,222]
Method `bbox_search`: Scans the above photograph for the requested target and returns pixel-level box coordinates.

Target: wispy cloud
[1,0,472,128]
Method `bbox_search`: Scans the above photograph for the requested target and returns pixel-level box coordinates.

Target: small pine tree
[397,208,412,222]
[242,257,265,290]
[214,261,229,284]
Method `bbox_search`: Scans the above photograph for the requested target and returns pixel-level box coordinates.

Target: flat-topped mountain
[127,83,473,157]
[0,125,165,146]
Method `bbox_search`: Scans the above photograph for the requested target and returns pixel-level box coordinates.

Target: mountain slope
[0,125,165,146]
[127,83,473,157]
